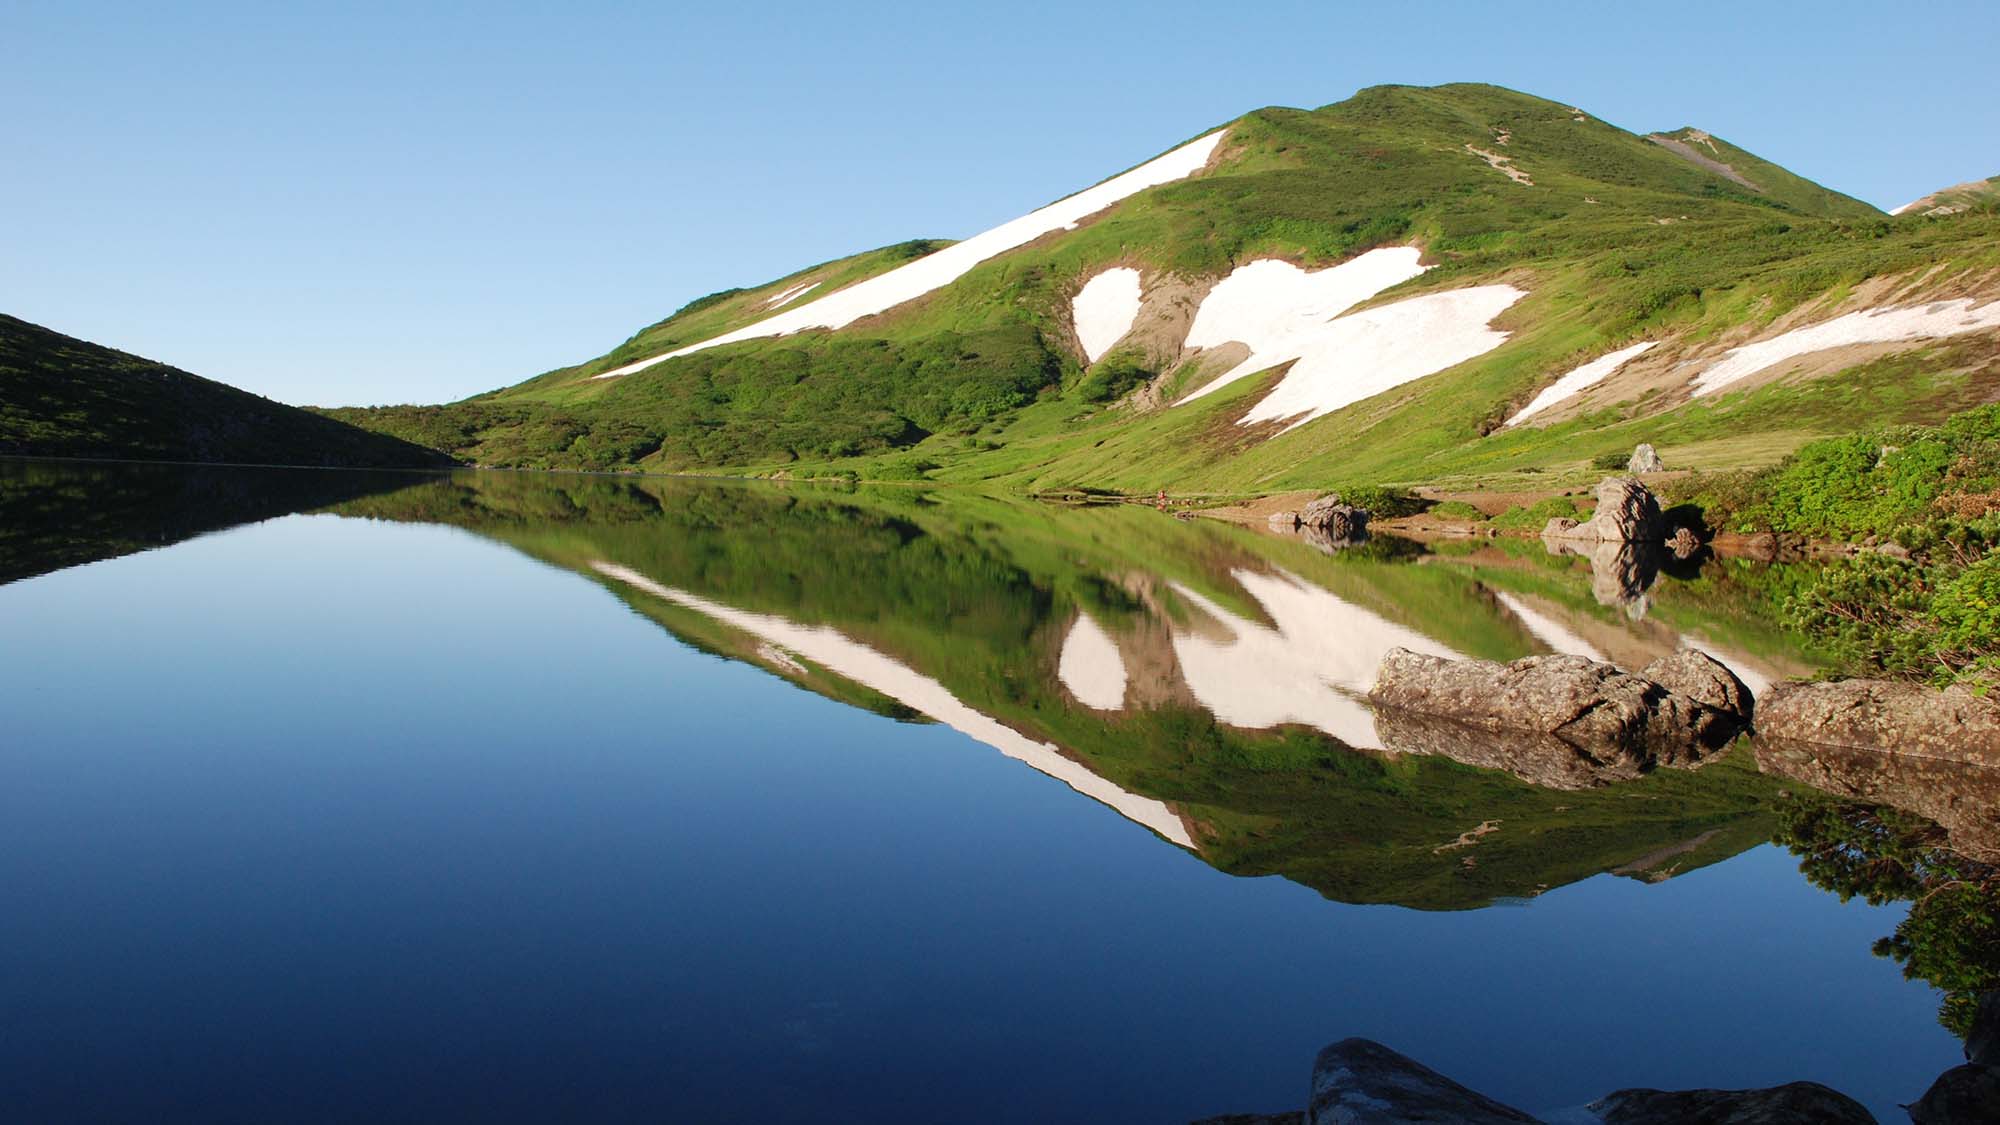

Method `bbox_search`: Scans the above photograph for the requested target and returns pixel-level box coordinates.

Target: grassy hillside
[0,315,452,469]
[326,83,2000,493]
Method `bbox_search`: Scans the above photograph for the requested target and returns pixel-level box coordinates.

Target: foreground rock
[1627,442,1666,473]
[1580,1083,1876,1123]
[1216,1038,1883,1125]
[1369,649,1742,766]
[1757,679,2000,765]
[1308,1039,1537,1124]
[1911,990,2000,1124]
[1543,476,1665,544]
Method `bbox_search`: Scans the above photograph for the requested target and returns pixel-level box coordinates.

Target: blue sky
[6,0,1996,407]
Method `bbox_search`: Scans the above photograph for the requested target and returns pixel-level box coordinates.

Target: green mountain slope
[1643,126,1879,219]
[328,83,2000,492]
[0,315,451,469]
[1894,174,2000,218]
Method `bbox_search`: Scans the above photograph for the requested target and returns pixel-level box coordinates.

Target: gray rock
[1308,1039,1538,1124]
[1667,525,1700,558]
[1642,650,1753,720]
[1300,494,1369,541]
[1909,1064,2000,1124]
[1756,679,2000,765]
[1627,443,1666,473]
[1543,477,1665,543]
[1543,516,1580,538]
[1970,991,2000,1068]
[1268,510,1301,529]
[1369,648,1742,765]
[1585,1082,1876,1123]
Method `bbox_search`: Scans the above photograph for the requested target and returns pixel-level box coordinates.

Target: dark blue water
[0,465,1970,1122]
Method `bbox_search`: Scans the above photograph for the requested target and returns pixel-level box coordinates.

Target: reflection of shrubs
[1776,799,2000,1037]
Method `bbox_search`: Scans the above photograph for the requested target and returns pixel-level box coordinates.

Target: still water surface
[0,461,1976,1122]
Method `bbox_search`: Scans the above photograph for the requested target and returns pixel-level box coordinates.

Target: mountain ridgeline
[0,315,450,469]
[321,83,2000,492]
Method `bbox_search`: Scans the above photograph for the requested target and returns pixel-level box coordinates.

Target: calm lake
[0,459,1982,1122]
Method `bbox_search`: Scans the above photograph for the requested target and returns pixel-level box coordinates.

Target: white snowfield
[765,281,819,308]
[1504,340,1658,427]
[1167,569,1462,751]
[1057,613,1128,710]
[1235,285,1526,431]
[591,562,1193,847]
[1176,249,1430,404]
[1172,248,1523,432]
[1691,299,2000,397]
[593,130,1228,380]
[1071,267,1143,363]
[1492,591,1608,662]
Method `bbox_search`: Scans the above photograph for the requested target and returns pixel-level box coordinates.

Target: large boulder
[1300,494,1369,541]
[1756,679,2000,765]
[1543,477,1665,543]
[1585,1082,1876,1123]
[1307,1039,1537,1124]
[1642,650,1753,721]
[1627,443,1666,473]
[1369,649,1742,764]
[1908,1064,2000,1124]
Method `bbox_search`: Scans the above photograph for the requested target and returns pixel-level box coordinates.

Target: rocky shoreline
[1196,991,1999,1123]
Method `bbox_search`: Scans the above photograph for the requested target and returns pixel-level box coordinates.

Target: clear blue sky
[6,0,1996,407]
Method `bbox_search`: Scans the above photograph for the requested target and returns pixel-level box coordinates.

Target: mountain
[318,83,1996,490]
[0,315,451,469]
[1892,174,2000,218]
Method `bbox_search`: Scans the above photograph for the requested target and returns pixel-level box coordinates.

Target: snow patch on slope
[1176,249,1431,405]
[1692,300,2000,396]
[1505,340,1658,426]
[1230,286,1527,432]
[1168,569,1462,751]
[1071,268,1143,363]
[765,282,820,308]
[1058,613,1128,710]
[594,130,1228,380]
[591,562,1192,846]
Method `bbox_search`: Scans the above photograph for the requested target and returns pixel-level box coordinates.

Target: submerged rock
[1307,1039,1538,1124]
[1583,1082,1876,1123]
[1753,737,2000,864]
[1757,679,2000,765]
[1373,707,1649,789]
[1627,443,1666,474]
[1369,648,1742,765]
[1542,477,1665,544]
